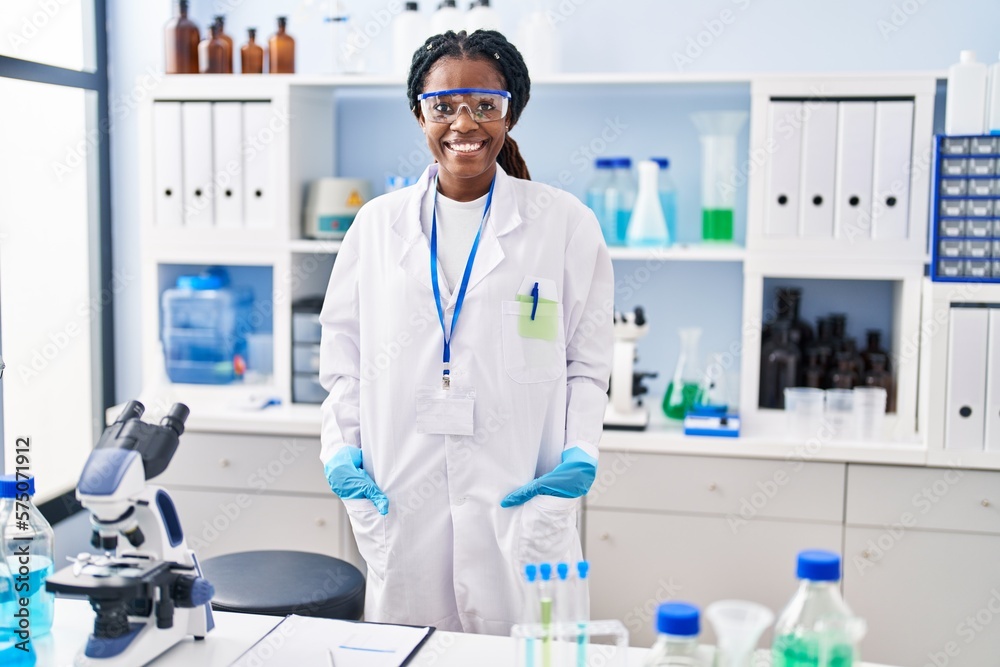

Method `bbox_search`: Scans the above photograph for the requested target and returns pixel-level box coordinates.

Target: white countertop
[39,598,899,667]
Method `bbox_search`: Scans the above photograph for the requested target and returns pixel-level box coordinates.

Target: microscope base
[603,404,650,431]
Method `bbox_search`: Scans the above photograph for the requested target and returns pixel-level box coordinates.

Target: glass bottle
[663,328,703,421]
[773,550,864,667]
[862,329,890,373]
[0,476,55,644]
[829,314,848,352]
[644,602,707,666]
[651,157,678,245]
[626,160,670,247]
[613,158,637,246]
[783,288,814,350]
[585,158,616,245]
[164,0,200,74]
[759,321,800,409]
[844,338,865,375]
[269,16,296,74]
[804,349,825,389]
[815,317,833,347]
[762,287,789,347]
[199,22,228,73]
[829,352,858,390]
[241,28,264,74]
[213,16,234,73]
[863,353,896,413]
[698,352,730,409]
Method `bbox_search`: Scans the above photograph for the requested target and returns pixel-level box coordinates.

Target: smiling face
[418,57,508,202]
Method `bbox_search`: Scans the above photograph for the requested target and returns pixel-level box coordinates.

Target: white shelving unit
[137,70,948,457]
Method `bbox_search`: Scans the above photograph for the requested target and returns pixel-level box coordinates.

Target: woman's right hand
[323,445,389,515]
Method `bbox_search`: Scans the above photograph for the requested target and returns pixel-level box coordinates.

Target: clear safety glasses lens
[418,88,511,124]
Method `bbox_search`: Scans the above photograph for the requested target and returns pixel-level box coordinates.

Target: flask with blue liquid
[611,158,637,245]
[651,157,678,244]
[585,158,616,244]
[0,475,54,665]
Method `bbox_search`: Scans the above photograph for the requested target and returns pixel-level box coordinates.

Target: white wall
[109,0,1000,401]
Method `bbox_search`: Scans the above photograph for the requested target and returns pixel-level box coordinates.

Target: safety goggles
[417,88,511,124]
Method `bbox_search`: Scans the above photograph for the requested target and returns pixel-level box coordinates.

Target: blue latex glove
[500,447,598,508]
[323,446,389,515]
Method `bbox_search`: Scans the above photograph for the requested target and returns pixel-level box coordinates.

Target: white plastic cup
[784,388,825,441]
[854,387,887,442]
[825,389,856,441]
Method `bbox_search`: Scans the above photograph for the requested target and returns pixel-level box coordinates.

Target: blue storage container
[161,268,253,384]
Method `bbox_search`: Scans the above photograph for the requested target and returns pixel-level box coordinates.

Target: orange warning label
[346,190,363,207]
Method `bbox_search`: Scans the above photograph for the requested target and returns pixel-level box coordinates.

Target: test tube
[576,561,590,667]
[539,563,553,667]
[523,564,538,667]
[556,563,571,666]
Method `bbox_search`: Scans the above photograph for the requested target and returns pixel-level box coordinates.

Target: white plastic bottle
[945,50,988,135]
[466,0,502,33]
[431,0,463,36]
[516,8,558,76]
[392,2,429,77]
[627,160,670,247]
[986,51,1000,135]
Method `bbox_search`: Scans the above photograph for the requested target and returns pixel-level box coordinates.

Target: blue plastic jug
[161,268,253,384]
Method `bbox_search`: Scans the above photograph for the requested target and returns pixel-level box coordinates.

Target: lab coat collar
[390,163,523,306]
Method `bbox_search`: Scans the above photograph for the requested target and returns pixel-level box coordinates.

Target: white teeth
[448,141,485,153]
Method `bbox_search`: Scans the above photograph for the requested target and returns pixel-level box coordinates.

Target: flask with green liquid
[663,327,703,421]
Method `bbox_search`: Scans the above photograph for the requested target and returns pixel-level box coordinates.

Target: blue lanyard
[430,175,496,389]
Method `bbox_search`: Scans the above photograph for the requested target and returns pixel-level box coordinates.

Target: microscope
[604,307,657,430]
[46,401,215,666]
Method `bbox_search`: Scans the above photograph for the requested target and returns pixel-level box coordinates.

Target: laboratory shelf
[289,239,342,254]
[925,449,1000,471]
[607,244,745,262]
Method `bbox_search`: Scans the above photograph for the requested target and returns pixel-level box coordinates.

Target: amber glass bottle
[269,17,295,74]
[241,28,265,74]
[165,0,200,74]
[200,23,228,73]
[214,16,234,73]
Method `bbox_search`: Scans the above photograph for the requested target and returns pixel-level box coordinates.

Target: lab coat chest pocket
[342,498,388,581]
[518,495,579,566]
[501,300,565,383]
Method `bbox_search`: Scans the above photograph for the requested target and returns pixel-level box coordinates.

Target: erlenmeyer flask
[699,352,730,409]
[663,327,703,421]
[690,111,747,242]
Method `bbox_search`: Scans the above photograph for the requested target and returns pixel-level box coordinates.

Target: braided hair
[407,30,531,180]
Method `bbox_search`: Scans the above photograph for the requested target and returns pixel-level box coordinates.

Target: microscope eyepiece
[160,403,190,436]
[115,400,145,424]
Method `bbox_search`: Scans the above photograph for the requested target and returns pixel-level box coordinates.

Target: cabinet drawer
[157,431,327,494]
[587,452,845,522]
[166,488,345,561]
[846,464,1000,534]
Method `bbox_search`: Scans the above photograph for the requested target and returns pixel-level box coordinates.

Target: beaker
[706,600,774,667]
[663,328,703,421]
[690,111,747,242]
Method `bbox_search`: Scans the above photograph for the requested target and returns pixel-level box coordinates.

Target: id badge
[416,385,476,436]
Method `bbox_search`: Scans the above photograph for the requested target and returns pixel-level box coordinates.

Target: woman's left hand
[500,447,598,508]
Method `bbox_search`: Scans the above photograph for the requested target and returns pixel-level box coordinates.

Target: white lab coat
[318,163,613,635]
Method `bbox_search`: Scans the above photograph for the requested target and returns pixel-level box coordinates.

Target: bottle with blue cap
[773,550,862,666]
[0,475,54,664]
[585,158,617,244]
[644,601,707,666]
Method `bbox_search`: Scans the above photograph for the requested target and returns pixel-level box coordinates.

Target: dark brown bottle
[165,0,200,74]
[214,16,234,73]
[804,349,825,389]
[829,351,859,389]
[783,288,814,350]
[862,329,890,373]
[200,23,229,73]
[269,16,295,74]
[829,313,848,351]
[759,321,801,409]
[863,353,896,413]
[844,338,865,375]
[816,317,833,347]
[761,287,789,346]
[241,28,265,74]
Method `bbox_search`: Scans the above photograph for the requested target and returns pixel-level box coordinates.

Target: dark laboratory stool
[199,550,365,620]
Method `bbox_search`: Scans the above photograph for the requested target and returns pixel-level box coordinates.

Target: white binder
[945,308,988,451]
[181,102,215,228]
[833,102,875,240]
[212,102,244,229]
[242,102,273,230]
[986,309,1000,452]
[152,102,184,228]
[797,102,838,238]
[763,101,803,237]
[871,101,913,240]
